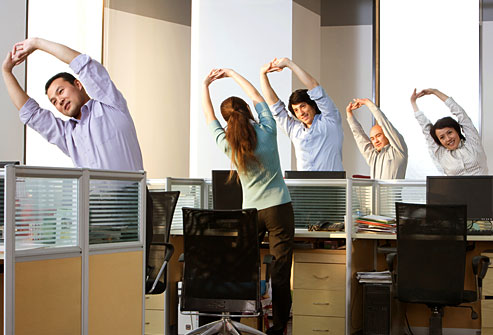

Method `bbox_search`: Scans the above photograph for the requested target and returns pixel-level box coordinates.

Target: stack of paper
[356,270,392,284]
[355,214,396,234]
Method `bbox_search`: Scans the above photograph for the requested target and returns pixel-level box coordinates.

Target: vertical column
[0,0,26,163]
[189,0,293,178]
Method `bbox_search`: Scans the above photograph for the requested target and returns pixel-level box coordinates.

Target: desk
[153,177,493,335]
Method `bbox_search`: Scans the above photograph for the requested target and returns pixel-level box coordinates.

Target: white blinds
[287,185,347,228]
[378,184,426,218]
[169,184,203,230]
[89,179,141,244]
[14,177,78,249]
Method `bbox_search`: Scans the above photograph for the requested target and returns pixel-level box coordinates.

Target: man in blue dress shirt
[260,57,344,171]
[2,37,153,265]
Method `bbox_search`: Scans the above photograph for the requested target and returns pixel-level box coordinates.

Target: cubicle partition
[150,177,427,335]
[1,165,146,335]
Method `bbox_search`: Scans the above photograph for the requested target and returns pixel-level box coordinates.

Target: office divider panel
[1,166,146,335]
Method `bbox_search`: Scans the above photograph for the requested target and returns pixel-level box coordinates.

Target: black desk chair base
[185,313,266,335]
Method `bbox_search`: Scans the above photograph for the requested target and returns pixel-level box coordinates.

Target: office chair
[181,207,267,335]
[387,202,490,335]
[146,190,180,294]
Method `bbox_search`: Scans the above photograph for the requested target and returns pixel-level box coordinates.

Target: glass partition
[377,181,426,218]
[166,178,206,231]
[89,179,141,244]
[286,181,347,229]
[15,177,78,249]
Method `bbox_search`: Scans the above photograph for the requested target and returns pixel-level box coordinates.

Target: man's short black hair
[430,116,466,146]
[45,72,77,94]
[287,89,321,117]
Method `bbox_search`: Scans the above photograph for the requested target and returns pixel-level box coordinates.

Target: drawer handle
[145,297,150,300]
[313,302,330,306]
[312,330,329,332]
[145,322,150,325]
[313,275,329,280]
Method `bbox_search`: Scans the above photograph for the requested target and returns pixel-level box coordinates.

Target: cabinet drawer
[294,250,346,264]
[293,289,345,317]
[145,293,164,310]
[483,300,493,328]
[483,273,493,297]
[293,315,345,335]
[145,309,164,334]
[294,263,345,290]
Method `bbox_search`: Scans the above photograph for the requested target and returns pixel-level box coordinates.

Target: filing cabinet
[144,293,165,335]
[482,252,493,335]
[292,249,346,335]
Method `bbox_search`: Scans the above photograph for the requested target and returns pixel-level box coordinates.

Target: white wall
[104,6,191,179]
[291,2,321,170]
[482,21,493,173]
[0,0,26,163]
[321,25,373,178]
[25,0,103,167]
[189,0,293,178]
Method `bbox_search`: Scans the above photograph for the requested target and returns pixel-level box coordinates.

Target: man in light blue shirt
[260,57,344,171]
[2,37,153,264]
[2,37,143,171]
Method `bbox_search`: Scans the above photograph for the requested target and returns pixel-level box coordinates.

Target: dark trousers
[258,202,295,330]
[146,188,154,268]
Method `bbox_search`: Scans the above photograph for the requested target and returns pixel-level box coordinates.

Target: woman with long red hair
[203,68,294,335]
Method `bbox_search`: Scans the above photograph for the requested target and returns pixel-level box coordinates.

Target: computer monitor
[211,170,243,210]
[426,176,493,221]
[0,161,20,168]
[284,170,346,179]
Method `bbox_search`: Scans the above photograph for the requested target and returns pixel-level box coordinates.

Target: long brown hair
[220,96,261,179]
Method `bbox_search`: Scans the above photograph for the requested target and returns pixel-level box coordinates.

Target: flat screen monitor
[284,170,346,179]
[212,170,243,210]
[0,161,20,168]
[426,176,493,221]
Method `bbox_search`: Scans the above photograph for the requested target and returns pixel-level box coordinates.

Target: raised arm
[346,101,374,162]
[221,68,264,105]
[418,88,449,102]
[354,98,407,155]
[202,69,223,124]
[273,57,318,90]
[259,59,281,106]
[2,52,29,110]
[11,38,80,65]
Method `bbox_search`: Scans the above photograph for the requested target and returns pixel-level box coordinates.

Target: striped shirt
[414,97,488,176]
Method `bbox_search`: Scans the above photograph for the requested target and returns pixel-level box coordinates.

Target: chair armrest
[386,253,397,272]
[150,241,175,261]
[472,255,490,280]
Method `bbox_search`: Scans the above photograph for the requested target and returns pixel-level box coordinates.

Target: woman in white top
[410,88,488,176]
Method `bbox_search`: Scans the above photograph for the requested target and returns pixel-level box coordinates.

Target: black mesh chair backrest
[147,191,180,294]
[395,202,467,306]
[181,207,260,314]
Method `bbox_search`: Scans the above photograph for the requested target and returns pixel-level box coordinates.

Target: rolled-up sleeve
[19,98,70,156]
[270,99,298,136]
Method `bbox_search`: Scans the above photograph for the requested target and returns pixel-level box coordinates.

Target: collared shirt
[19,54,143,171]
[271,86,343,171]
[209,102,291,210]
[414,97,488,176]
[347,102,408,179]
